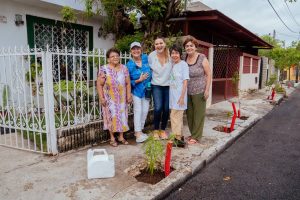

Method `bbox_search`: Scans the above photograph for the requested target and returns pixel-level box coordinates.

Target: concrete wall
[0,0,114,49]
[261,57,269,88]
[260,57,278,87]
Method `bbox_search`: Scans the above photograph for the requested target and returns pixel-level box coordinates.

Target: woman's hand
[204,90,209,100]
[100,97,107,107]
[138,73,149,82]
[127,94,133,104]
[177,96,185,107]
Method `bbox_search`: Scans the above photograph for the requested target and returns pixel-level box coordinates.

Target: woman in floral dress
[97,48,132,147]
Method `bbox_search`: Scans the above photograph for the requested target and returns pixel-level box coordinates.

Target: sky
[200,0,300,47]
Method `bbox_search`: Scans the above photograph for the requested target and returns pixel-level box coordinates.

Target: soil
[213,125,233,133]
[239,116,249,120]
[135,168,174,185]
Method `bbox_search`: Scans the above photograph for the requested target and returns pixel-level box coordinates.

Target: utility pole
[273,29,276,40]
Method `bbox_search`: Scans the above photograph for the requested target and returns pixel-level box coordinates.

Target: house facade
[171,2,272,104]
[0,0,114,49]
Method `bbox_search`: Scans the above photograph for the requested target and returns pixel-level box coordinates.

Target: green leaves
[259,35,300,71]
[143,134,164,175]
[61,6,77,23]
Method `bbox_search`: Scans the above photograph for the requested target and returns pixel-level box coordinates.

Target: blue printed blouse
[126,54,152,98]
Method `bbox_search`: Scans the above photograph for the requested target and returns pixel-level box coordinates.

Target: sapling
[143,134,164,175]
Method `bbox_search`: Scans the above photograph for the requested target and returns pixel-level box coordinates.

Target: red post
[232,102,237,116]
[271,88,275,100]
[164,141,172,177]
[230,114,237,132]
[223,126,228,133]
[230,102,237,132]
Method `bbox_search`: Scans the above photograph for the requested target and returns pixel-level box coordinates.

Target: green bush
[114,32,144,52]
[143,134,164,175]
[275,83,285,93]
[266,74,278,87]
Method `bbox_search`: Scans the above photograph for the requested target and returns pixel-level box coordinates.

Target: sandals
[153,130,160,140]
[159,131,168,140]
[152,130,168,140]
[109,140,118,147]
[187,137,199,145]
[117,137,129,145]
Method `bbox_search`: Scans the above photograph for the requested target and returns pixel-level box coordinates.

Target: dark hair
[106,48,120,58]
[170,45,182,56]
[183,36,199,48]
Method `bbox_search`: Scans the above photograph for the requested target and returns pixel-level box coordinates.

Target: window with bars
[252,59,259,73]
[26,15,94,81]
[26,15,93,50]
[243,57,251,74]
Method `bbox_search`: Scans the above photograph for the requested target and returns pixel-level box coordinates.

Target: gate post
[207,46,214,107]
[43,48,58,154]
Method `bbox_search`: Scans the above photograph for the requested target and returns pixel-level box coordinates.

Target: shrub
[143,134,164,175]
[114,32,144,52]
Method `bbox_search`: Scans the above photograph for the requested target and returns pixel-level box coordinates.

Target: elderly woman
[148,37,172,139]
[97,48,132,147]
[126,41,152,143]
[184,36,212,145]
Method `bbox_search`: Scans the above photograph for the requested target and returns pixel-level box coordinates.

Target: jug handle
[93,149,108,157]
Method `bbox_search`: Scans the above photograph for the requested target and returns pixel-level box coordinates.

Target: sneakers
[136,133,148,143]
[173,137,186,148]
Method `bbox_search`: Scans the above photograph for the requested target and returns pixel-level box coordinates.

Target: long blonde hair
[155,37,169,63]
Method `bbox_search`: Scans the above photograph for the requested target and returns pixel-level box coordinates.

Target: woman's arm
[124,67,132,103]
[203,58,212,100]
[177,80,188,107]
[96,70,106,106]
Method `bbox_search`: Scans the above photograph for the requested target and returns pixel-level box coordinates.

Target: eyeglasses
[109,55,120,59]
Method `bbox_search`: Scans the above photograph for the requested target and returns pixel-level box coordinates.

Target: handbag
[145,82,152,100]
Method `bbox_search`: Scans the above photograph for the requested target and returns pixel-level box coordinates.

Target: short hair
[183,36,199,48]
[170,45,183,56]
[106,48,120,58]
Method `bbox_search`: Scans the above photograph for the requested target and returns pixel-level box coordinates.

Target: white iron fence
[0,46,131,154]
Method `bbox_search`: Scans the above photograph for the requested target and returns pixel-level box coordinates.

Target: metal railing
[0,46,132,154]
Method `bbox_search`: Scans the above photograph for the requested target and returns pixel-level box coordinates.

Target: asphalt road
[164,87,300,200]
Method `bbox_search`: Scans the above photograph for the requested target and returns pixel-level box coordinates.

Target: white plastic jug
[87,149,115,179]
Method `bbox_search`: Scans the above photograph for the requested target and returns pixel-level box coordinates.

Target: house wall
[0,0,114,49]
[260,56,269,88]
[239,53,261,91]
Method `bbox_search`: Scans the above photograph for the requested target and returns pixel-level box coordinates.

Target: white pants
[133,95,150,132]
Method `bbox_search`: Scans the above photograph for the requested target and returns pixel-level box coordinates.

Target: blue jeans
[152,85,170,130]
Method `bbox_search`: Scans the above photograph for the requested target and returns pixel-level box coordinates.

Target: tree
[62,0,188,52]
[259,35,300,81]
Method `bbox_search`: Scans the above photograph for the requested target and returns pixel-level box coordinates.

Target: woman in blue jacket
[126,42,152,143]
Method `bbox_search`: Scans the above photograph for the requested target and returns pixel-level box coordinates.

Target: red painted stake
[164,141,172,177]
[223,126,228,133]
[271,88,275,100]
[230,114,237,132]
[232,102,237,116]
[230,102,237,132]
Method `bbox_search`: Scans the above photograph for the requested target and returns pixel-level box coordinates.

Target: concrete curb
[154,96,286,200]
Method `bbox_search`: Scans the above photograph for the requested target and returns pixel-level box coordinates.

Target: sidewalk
[0,86,296,200]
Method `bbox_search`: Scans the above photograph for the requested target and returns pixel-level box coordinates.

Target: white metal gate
[0,46,131,154]
[0,47,56,153]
